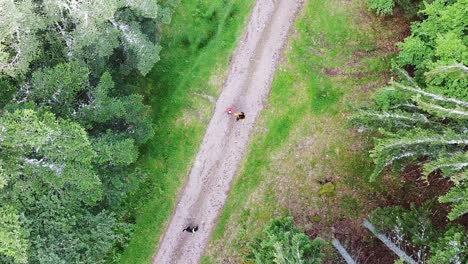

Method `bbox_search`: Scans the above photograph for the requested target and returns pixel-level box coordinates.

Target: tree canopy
[0,0,170,262]
[247,217,324,264]
[353,0,467,261]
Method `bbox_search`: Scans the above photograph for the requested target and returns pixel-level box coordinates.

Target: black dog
[183,226,199,233]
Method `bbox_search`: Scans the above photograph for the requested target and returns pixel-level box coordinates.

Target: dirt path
[153,1,303,263]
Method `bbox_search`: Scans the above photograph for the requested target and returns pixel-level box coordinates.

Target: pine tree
[247,217,323,264]
[350,70,468,220]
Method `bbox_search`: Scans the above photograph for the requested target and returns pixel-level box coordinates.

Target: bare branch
[332,239,357,264]
[363,220,417,264]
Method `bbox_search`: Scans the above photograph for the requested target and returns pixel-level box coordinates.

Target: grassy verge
[203,0,408,262]
[118,0,255,263]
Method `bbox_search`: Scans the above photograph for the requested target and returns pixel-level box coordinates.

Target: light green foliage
[414,96,468,120]
[428,225,468,264]
[30,61,89,116]
[0,165,7,189]
[115,21,162,75]
[370,128,467,181]
[41,0,162,75]
[318,182,336,197]
[1,0,165,77]
[0,206,29,264]
[0,0,44,77]
[367,0,397,15]
[93,132,138,166]
[0,109,101,205]
[350,108,430,131]
[423,152,468,181]
[0,109,132,262]
[366,0,420,16]
[438,182,468,220]
[124,0,159,19]
[435,32,467,63]
[425,65,468,100]
[397,37,432,69]
[397,0,468,76]
[247,217,323,264]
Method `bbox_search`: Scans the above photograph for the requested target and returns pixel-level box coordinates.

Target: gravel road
[153,1,303,263]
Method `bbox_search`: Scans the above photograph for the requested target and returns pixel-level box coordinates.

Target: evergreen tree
[350,70,468,220]
[247,217,323,264]
[428,225,467,264]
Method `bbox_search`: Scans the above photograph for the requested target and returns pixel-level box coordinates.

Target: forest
[0,0,466,264]
[0,0,173,263]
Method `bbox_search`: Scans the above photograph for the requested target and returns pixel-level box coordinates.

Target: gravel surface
[153,1,303,263]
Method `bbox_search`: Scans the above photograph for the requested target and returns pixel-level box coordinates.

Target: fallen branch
[362,220,417,264]
[331,238,357,264]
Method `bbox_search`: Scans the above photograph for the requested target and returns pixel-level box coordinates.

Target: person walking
[234,112,245,122]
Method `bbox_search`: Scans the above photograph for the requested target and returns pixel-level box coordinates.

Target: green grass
[204,0,406,262]
[118,0,255,263]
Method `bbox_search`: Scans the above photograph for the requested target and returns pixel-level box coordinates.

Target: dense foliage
[0,0,172,263]
[247,217,323,264]
[366,0,420,16]
[355,0,467,220]
[353,0,467,261]
[350,70,467,220]
[372,203,467,264]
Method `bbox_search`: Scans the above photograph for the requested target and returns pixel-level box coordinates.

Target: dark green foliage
[30,61,89,117]
[367,0,398,15]
[247,217,323,264]
[0,77,17,108]
[351,0,468,222]
[351,0,467,261]
[24,194,126,264]
[0,110,101,205]
[99,167,147,210]
[350,75,468,220]
[372,202,437,250]
[428,225,468,264]
[350,75,468,185]
[79,72,154,144]
[371,203,467,263]
[350,2,467,262]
